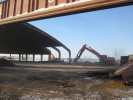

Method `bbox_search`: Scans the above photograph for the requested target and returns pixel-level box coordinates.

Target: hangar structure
[0,0,132,63]
[0,23,71,62]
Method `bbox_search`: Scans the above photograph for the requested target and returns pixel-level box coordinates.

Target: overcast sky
[29,5,133,59]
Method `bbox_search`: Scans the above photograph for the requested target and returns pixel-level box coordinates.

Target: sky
[29,5,133,60]
[0,0,5,3]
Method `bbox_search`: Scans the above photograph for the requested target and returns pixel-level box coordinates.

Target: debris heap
[0,59,15,67]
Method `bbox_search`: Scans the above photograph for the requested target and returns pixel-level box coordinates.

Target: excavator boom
[74,44,101,62]
[74,44,115,65]
[85,45,101,58]
[75,45,86,62]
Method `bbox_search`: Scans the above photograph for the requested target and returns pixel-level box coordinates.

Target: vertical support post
[10,54,11,60]
[69,51,71,63]
[41,54,43,62]
[49,53,51,61]
[26,54,28,61]
[62,47,71,63]
[19,54,21,61]
[22,54,24,60]
[52,47,61,61]
[33,54,35,62]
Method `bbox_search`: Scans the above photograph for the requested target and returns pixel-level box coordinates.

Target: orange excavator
[74,44,115,64]
[48,53,59,61]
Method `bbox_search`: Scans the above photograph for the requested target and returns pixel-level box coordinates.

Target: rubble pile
[0,59,15,67]
[109,59,133,84]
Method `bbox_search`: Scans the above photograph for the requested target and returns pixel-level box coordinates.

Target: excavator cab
[99,55,107,62]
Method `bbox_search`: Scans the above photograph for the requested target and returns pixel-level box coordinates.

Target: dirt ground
[0,62,133,100]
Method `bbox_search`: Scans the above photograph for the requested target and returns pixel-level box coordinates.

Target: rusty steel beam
[0,0,133,25]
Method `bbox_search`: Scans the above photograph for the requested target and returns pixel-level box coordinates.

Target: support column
[22,54,24,60]
[41,54,43,62]
[10,54,11,60]
[62,47,71,63]
[33,54,35,62]
[19,54,21,61]
[45,49,51,62]
[52,47,61,61]
[48,53,51,61]
[26,54,28,61]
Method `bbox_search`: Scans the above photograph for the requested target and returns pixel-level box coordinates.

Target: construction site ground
[0,62,133,100]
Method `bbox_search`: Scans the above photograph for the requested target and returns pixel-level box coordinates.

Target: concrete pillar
[33,54,35,62]
[52,47,61,61]
[41,54,43,62]
[69,51,71,63]
[49,53,51,61]
[22,54,24,60]
[10,54,11,60]
[19,54,21,61]
[26,54,28,61]
[62,47,71,63]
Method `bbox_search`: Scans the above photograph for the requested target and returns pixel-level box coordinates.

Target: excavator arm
[74,45,86,62]
[48,53,55,59]
[74,44,115,65]
[85,45,101,58]
[74,44,101,62]
[48,53,60,61]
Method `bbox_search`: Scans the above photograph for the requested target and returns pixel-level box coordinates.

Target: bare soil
[0,62,133,100]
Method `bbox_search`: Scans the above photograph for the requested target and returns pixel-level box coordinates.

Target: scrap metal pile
[110,59,133,84]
